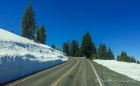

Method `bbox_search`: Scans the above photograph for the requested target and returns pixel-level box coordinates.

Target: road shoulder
[89,59,140,86]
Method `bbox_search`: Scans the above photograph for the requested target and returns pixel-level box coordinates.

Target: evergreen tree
[127,56,131,62]
[36,28,41,43]
[118,51,138,63]
[130,57,134,62]
[117,55,120,61]
[75,51,80,57]
[91,42,97,59]
[97,43,107,59]
[119,51,128,62]
[101,44,107,59]
[36,25,46,44]
[137,61,140,64]
[67,40,70,55]
[40,25,46,44]
[120,51,130,62]
[78,48,83,57]
[118,51,136,62]
[80,31,96,59]
[69,39,79,56]
[52,44,56,49]
[107,47,114,60]
[74,41,80,57]
[97,43,102,59]
[11,30,14,33]
[131,56,136,63]
[62,42,69,55]
[21,2,36,40]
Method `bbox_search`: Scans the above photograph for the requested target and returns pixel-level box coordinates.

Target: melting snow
[94,59,140,81]
[0,28,68,84]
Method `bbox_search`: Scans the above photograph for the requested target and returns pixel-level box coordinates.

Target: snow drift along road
[94,60,140,81]
[0,28,68,85]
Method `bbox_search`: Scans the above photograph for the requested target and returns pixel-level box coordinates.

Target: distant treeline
[117,51,139,64]
[61,31,114,60]
[60,31,139,64]
[20,3,139,64]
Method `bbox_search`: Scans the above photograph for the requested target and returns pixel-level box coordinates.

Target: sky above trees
[0,0,140,60]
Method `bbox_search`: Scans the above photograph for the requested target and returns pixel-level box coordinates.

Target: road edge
[88,60,103,86]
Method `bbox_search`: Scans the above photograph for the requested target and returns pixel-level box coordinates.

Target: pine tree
[75,40,79,56]
[67,40,70,55]
[118,51,138,63]
[21,2,36,40]
[52,44,56,49]
[75,51,79,57]
[137,61,140,64]
[128,56,131,62]
[36,25,46,44]
[101,44,107,59]
[69,39,79,56]
[117,55,120,61]
[62,42,69,55]
[97,43,107,59]
[130,56,134,62]
[91,42,97,59]
[78,48,83,57]
[97,43,102,59]
[121,51,128,62]
[107,47,114,60]
[11,30,14,33]
[133,57,135,63]
[118,51,135,62]
[80,31,96,59]
[40,25,46,44]
[36,28,41,43]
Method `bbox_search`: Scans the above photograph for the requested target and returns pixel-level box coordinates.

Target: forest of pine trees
[62,31,114,60]
[97,43,114,60]
[117,51,139,63]
[21,3,46,44]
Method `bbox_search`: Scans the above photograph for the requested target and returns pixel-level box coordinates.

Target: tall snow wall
[0,28,68,84]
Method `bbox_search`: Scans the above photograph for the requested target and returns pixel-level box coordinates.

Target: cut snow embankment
[0,28,68,84]
[94,60,140,81]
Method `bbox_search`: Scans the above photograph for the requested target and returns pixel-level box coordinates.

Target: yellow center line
[51,59,79,86]
[8,59,72,86]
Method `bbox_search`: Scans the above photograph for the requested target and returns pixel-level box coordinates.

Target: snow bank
[0,28,68,84]
[94,60,140,81]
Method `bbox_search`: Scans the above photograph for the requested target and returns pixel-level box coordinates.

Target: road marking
[88,60,103,86]
[8,59,72,86]
[51,59,79,86]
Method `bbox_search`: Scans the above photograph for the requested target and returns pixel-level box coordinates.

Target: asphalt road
[5,57,140,86]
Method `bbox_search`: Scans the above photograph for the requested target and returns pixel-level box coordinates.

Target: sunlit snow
[94,59,140,81]
[0,28,68,84]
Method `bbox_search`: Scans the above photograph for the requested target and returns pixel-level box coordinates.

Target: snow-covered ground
[0,28,68,84]
[94,60,140,81]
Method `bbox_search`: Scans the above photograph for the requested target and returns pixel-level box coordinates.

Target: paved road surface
[5,57,140,86]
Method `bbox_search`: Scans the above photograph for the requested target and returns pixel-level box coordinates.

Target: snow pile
[0,28,68,84]
[94,60,140,81]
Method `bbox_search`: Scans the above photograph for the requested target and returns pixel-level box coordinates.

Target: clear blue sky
[0,0,140,60]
